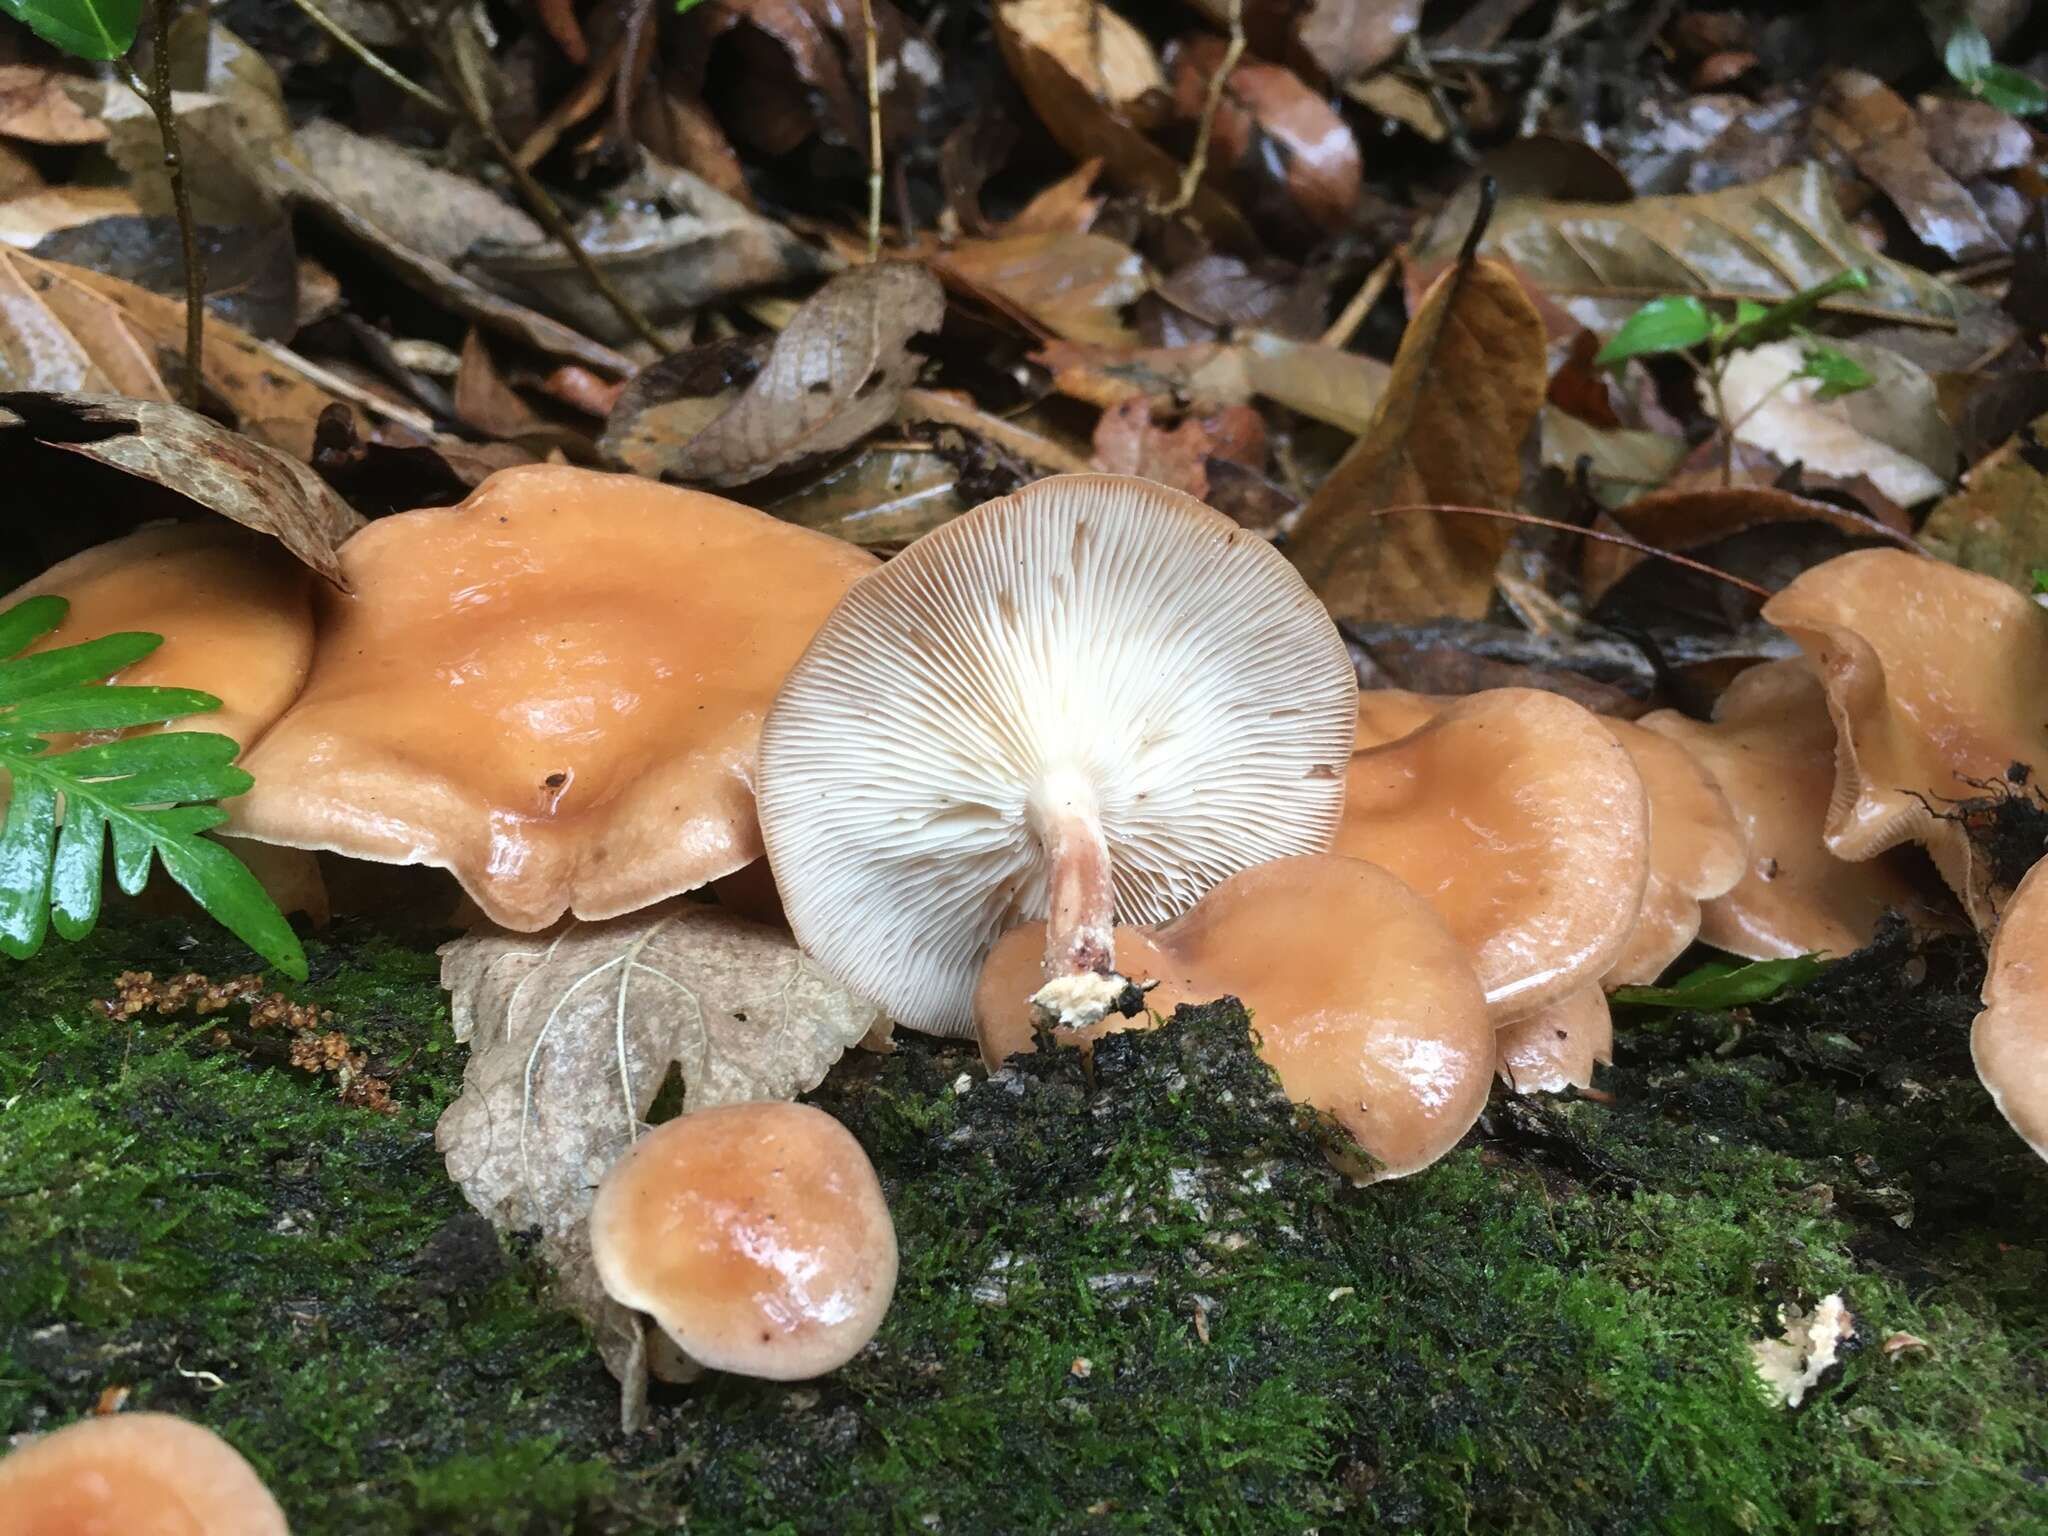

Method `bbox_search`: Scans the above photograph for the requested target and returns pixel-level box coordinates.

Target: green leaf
[2032,567,2047,594]
[1596,296,1713,366]
[1612,953,1829,1010]
[1718,268,1872,353]
[1973,64,2048,115]
[0,595,305,980]
[1798,345,1875,401]
[0,0,142,60]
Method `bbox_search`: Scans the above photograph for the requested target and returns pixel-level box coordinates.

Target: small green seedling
[1943,19,2047,116]
[0,594,305,979]
[1612,953,1828,1011]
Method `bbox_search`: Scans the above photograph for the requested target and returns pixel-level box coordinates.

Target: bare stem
[286,0,453,115]
[1033,773,1116,982]
[123,0,204,409]
[1157,0,1242,216]
[860,0,883,260]
[388,0,667,351]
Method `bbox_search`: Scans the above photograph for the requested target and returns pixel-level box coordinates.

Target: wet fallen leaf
[1296,0,1422,84]
[0,392,364,586]
[0,187,138,245]
[292,118,544,266]
[1919,410,2048,592]
[1816,71,2005,264]
[1237,331,1390,433]
[1713,339,1958,505]
[764,445,967,547]
[1413,163,1983,335]
[599,333,771,477]
[435,903,885,1428]
[1090,396,1265,498]
[0,248,169,398]
[469,159,832,347]
[934,232,1146,347]
[32,216,298,339]
[1917,96,2034,181]
[998,158,1106,238]
[0,64,106,144]
[1032,337,1249,411]
[1541,410,1687,505]
[1289,251,1547,623]
[998,0,1165,117]
[703,0,938,152]
[608,261,942,485]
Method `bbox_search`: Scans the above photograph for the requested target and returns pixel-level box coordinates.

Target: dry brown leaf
[1297,0,1422,84]
[1919,410,2048,592]
[0,249,168,398]
[608,261,942,485]
[703,0,938,152]
[1288,253,1547,622]
[764,445,969,547]
[999,159,1106,238]
[435,903,885,1428]
[0,392,365,586]
[0,187,140,246]
[1238,331,1390,433]
[1032,337,1249,411]
[1412,163,1983,336]
[995,0,1253,252]
[998,0,1166,113]
[1816,71,2004,265]
[0,65,105,144]
[1712,339,1958,506]
[934,232,1146,347]
[293,119,543,266]
[1090,396,1265,498]
[1917,96,2035,181]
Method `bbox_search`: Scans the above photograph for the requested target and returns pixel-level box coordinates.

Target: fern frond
[0,594,306,980]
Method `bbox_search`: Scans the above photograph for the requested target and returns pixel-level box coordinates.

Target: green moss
[2,913,2044,1533]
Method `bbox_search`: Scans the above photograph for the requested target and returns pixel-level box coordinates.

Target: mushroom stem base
[1029,970,1152,1031]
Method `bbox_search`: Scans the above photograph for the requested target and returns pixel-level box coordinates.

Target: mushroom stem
[1028,768,1139,1029]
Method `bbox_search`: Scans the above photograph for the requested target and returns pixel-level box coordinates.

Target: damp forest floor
[2,912,2045,1536]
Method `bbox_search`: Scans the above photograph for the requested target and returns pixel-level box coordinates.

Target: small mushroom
[974,854,1495,1179]
[758,474,1356,1037]
[589,1101,897,1380]
[1639,661,1923,960]
[1496,985,1611,1095]
[228,465,876,930]
[1973,856,2048,1162]
[1334,689,1650,1023]
[6,522,316,748]
[1762,549,2048,926]
[1599,717,1748,986]
[0,1411,289,1534]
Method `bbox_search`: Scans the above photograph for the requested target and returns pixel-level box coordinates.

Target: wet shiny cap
[6,522,316,749]
[0,1411,290,1535]
[1973,857,2048,1163]
[757,473,1357,1036]
[589,1100,898,1380]
[1335,688,1650,1023]
[975,854,1495,1181]
[227,465,876,930]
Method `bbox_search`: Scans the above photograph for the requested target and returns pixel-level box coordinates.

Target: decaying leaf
[1297,0,1422,84]
[1920,410,2048,591]
[292,119,544,266]
[0,64,107,144]
[1816,71,2005,265]
[1090,396,1265,499]
[1289,251,1547,623]
[435,903,885,1427]
[933,232,1147,347]
[997,0,1165,114]
[33,216,299,340]
[1238,330,1391,433]
[1413,163,1980,335]
[1712,339,1958,505]
[764,445,968,547]
[0,393,365,586]
[605,262,942,485]
[702,0,938,153]
[0,247,169,398]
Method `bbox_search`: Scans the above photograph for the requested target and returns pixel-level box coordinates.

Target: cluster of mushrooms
[4,465,2045,1526]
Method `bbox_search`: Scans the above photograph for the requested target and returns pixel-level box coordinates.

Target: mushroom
[974,854,1495,1179]
[227,465,877,931]
[1599,717,1747,986]
[757,473,1357,1037]
[1973,855,2048,1162]
[1639,661,1924,960]
[1496,985,1611,1095]
[589,1100,897,1380]
[1762,549,2048,926]
[1333,688,1650,1023]
[0,1411,289,1534]
[6,521,316,749]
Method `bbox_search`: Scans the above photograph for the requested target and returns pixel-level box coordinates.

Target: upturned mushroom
[0,1411,289,1534]
[974,854,1495,1180]
[1639,661,1923,960]
[589,1100,898,1380]
[757,473,1357,1036]
[1334,688,1650,1023]
[1972,856,2048,1162]
[226,465,877,931]
[6,521,316,749]
[1762,549,2048,927]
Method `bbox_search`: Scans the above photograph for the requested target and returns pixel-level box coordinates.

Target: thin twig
[121,0,202,410]
[859,0,882,259]
[1519,0,1580,137]
[611,0,657,147]
[1321,251,1397,349]
[250,338,439,433]
[286,0,453,115]
[387,0,667,351]
[1157,0,1242,216]
[1403,36,1476,165]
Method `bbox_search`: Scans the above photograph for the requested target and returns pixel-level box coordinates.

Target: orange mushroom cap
[1640,661,1924,960]
[1496,985,1611,1095]
[976,854,1495,1180]
[6,522,316,749]
[226,465,876,930]
[1973,856,2048,1162]
[0,1411,289,1535]
[589,1100,898,1380]
[1761,549,2048,925]
[1334,689,1650,1022]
